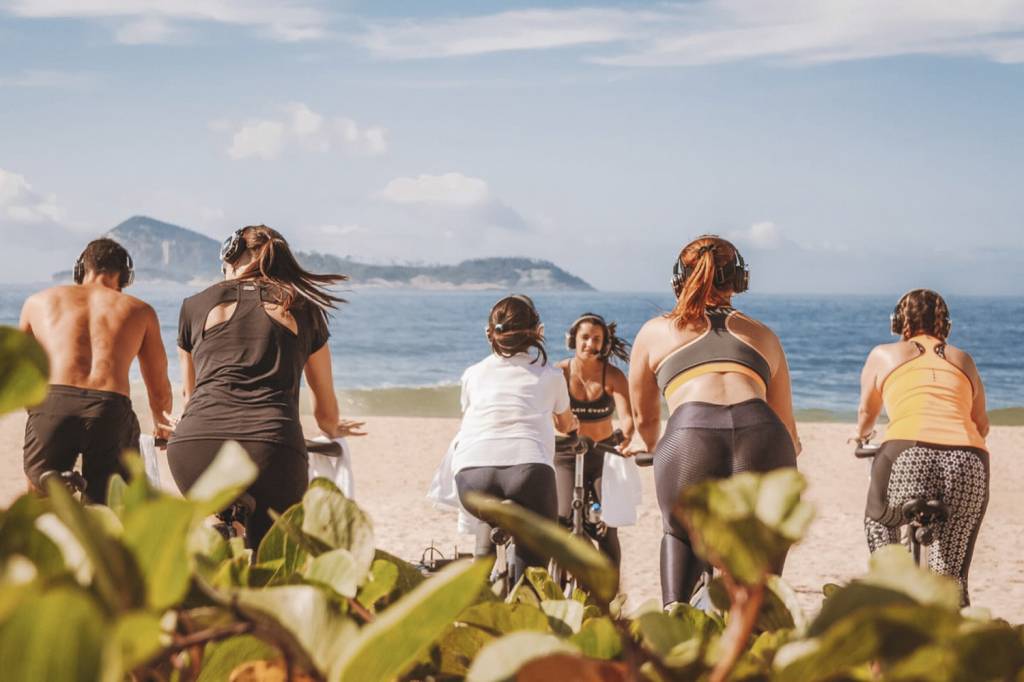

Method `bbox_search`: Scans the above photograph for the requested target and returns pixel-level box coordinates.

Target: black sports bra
[654,307,772,398]
[568,361,616,422]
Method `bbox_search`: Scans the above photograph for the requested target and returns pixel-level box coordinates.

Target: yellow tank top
[881,335,985,450]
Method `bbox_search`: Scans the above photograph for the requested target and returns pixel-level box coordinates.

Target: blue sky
[1,1,1022,293]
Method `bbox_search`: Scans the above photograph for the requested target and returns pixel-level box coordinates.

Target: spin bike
[854,438,949,567]
[552,429,653,595]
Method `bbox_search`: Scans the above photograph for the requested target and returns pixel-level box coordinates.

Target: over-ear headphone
[73,249,134,288]
[566,313,611,357]
[220,228,247,264]
[890,289,952,338]
[671,241,749,297]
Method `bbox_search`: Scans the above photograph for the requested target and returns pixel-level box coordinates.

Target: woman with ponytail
[166,225,364,549]
[855,289,988,605]
[627,235,799,607]
[452,294,578,581]
[554,313,633,567]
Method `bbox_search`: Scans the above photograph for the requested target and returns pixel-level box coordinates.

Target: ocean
[2,284,1021,422]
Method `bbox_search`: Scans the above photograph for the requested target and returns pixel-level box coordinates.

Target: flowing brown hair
[487,294,548,365]
[227,225,347,313]
[666,235,743,328]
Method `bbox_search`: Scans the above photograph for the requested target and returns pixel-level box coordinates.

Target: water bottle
[588,502,602,525]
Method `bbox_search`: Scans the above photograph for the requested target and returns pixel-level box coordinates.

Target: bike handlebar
[853,441,881,459]
[555,430,654,468]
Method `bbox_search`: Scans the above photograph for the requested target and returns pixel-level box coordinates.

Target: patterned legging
[864,442,989,606]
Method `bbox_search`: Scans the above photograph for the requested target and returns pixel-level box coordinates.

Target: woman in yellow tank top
[855,289,989,605]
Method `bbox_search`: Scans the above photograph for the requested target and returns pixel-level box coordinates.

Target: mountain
[53,216,594,291]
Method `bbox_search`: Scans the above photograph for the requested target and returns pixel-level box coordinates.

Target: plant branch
[709,573,765,682]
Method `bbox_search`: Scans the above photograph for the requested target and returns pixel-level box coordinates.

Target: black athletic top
[170,280,329,452]
[655,307,772,398]
[568,362,616,422]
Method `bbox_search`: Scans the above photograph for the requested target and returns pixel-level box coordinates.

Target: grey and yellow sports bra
[654,307,772,399]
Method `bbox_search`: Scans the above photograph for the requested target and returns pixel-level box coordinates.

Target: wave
[318,385,1024,426]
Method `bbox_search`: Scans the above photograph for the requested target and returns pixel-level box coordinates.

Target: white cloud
[729,221,784,250]
[376,173,491,207]
[358,8,652,59]
[6,0,327,43]
[0,168,64,223]
[375,172,529,232]
[114,16,180,44]
[228,120,286,160]
[222,102,388,160]
[0,69,96,89]
[357,1,1024,66]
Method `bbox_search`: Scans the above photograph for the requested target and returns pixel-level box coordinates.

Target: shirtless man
[19,238,172,503]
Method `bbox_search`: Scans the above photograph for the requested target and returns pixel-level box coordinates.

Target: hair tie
[494,323,505,332]
[697,244,717,256]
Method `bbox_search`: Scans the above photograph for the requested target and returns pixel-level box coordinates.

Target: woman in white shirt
[454,294,578,577]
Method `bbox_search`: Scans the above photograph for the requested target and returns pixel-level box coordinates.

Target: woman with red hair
[627,235,800,607]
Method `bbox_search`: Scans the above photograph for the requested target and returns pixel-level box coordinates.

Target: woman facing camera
[555,313,633,567]
[454,294,578,580]
[627,235,800,607]
[856,289,988,605]
[166,225,364,549]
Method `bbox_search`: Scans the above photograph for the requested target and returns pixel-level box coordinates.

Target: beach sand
[1,409,1021,621]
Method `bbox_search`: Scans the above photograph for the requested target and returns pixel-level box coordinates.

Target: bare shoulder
[636,315,670,342]
[730,310,780,347]
[941,342,977,372]
[606,363,628,389]
[555,358,570,370]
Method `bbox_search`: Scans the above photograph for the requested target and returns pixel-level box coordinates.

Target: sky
[0,0,1022,293]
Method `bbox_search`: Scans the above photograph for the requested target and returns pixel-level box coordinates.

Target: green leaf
[570,616,622,660]
[197,635,279,682]
[331,558,493,682]
[356,559,399,610]
[300,485,375,582]
[858,544,962,610]
[0,326,49,414]
[373,549,426,599]
[304,548,361,599]
[458,601,551,635]
[541,598,584,635]
[44,476,146,613]
[233,585,358,676]
[884,622,1024,682]
[122,497,194,610]
[525,566,564,601]
[676,469,814,586]
[105,475,128,518]
[466,631,578,682]
[0,586,105,682]
[439,624,494,677]
[100,611,165,682]
[465,492,618,605]
[634,611,713,668]
[256,503,311,577]
[0,494,65,578]
[186,441,259,515]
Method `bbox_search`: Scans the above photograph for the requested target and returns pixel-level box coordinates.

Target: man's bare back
[21,284,158,396]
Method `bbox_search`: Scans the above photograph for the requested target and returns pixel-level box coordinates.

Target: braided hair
[892,289,952,340]
[487,294,548,365]
[567,313,630,365]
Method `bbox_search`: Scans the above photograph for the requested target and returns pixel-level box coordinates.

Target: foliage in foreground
[1,324,1024,681]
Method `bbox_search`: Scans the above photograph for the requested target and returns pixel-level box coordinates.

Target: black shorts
[23,385,141,504]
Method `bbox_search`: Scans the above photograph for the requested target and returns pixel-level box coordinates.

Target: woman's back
[173,280,327,448]
[881,335,985,449]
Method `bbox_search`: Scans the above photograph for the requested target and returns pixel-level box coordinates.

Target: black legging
[554,437,621,569]
[455,463,558,580]
[864,440,989,606]
[167,439,308,550]
[654,399,797,606]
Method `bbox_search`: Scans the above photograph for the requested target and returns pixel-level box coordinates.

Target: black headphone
[566,313,611,357]
[671,241,749,297]
[73,249,134,289]
[220,227,247,265]
[890,289,952,338]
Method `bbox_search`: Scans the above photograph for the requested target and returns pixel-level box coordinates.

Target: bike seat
[39,470,88,494]
[901,498,949,526]
[305,440,344,457]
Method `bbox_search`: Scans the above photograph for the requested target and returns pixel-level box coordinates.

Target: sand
[2,410,1021,621]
